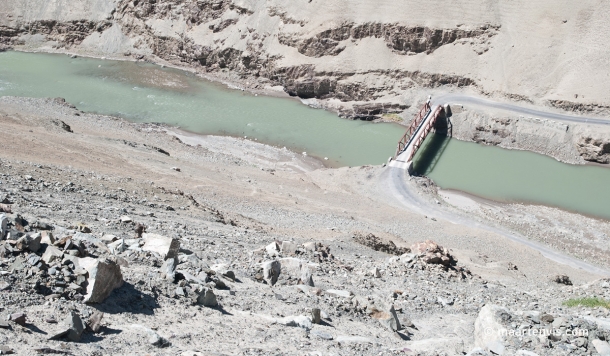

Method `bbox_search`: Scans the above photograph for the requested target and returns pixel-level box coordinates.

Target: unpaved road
[384,96,610,276]
[435,94,610,126]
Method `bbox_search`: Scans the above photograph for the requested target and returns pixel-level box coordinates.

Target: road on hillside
[382,95,610,276]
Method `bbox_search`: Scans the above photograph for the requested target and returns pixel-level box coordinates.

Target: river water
[1,51,609,220]
[0,51,405,167]
[412,133,610,220]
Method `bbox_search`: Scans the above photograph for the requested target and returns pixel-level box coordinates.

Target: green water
[2,51,609,220]
[0,51,405,167]
[413,133,610,220]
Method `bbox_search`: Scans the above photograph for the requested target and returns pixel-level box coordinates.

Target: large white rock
[265,241,280,257]
[42,245,64,264]
[592,339,610,356]
[142,233,180,260]
[474,304,510,355]
[279,257,314,286]
[82,258,124,303]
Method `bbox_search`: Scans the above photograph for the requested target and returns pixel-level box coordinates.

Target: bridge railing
[395,102,431,158]
[407,105,445,161]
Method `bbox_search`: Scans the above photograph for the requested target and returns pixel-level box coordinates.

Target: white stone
[325,289,353,298]
[265,241,280,257]
[142,233,180,260]
[592,339,610,356]
[474,304,509,355]
[41,246,64,264]
[82,258,124,303]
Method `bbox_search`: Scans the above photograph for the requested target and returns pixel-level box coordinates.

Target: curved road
[383,95,610,276]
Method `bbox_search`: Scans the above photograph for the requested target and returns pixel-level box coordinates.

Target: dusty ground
[0,97,609,355]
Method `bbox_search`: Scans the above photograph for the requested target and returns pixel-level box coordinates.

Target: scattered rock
[353,232,410,255]
[474,304,510,355]
[369,303,401,331]
[592,339,610,355]
[261,260,281,286]
[83,258,124,303]
[87,311,104,333]
[65,311,85,342]
[310,329,333,340]
[42,246,64,264]
[160,258,177,281]
[265,241,281,257]
[9,313,26,326]
[411,240,456,266]
[325,289,353,298]
[553,274,572,285]
[192,287,217,307]
[142,233,180,260]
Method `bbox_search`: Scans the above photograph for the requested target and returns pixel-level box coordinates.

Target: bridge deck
[394,103,445,165]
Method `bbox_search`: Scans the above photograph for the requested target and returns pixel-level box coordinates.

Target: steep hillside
[2,0,610,120]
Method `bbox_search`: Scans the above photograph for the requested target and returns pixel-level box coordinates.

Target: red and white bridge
[391,101,445,172]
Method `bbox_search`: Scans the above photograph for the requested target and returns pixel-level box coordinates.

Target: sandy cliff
[2,0,610,121]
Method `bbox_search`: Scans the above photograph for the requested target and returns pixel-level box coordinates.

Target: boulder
[279,258,314,286]
[265,241,280,257]
[142,233,180,260]
[160,258,177,281]
[335,335,373,344]
[87,312,104,333]
[261,260,281,286]
[100,234,118,243]
[280,241,298,255]
[369,303,401,331]
[592,339,610,356]
[26,233,42,252]
[310,330,333,340]
[83,258,124,303]
[108,239,126,254]
[411,240,456,266]
[0,214,8,239]
[311,308,321,324]
[552,274,572,285]
[302,242,316,252]
[210,263,235,281]
[65,311,85,342]
[42,246,64,264]
[40,231,55,245]
[9,313,26,326]
[192,287,217,307]
[371,267,381,278]
[474,304,510,355]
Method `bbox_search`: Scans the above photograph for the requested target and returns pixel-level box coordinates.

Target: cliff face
[2,0,610,122]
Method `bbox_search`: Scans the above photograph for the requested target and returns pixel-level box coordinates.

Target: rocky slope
[0,96,608,355]
[449,106,610,165]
